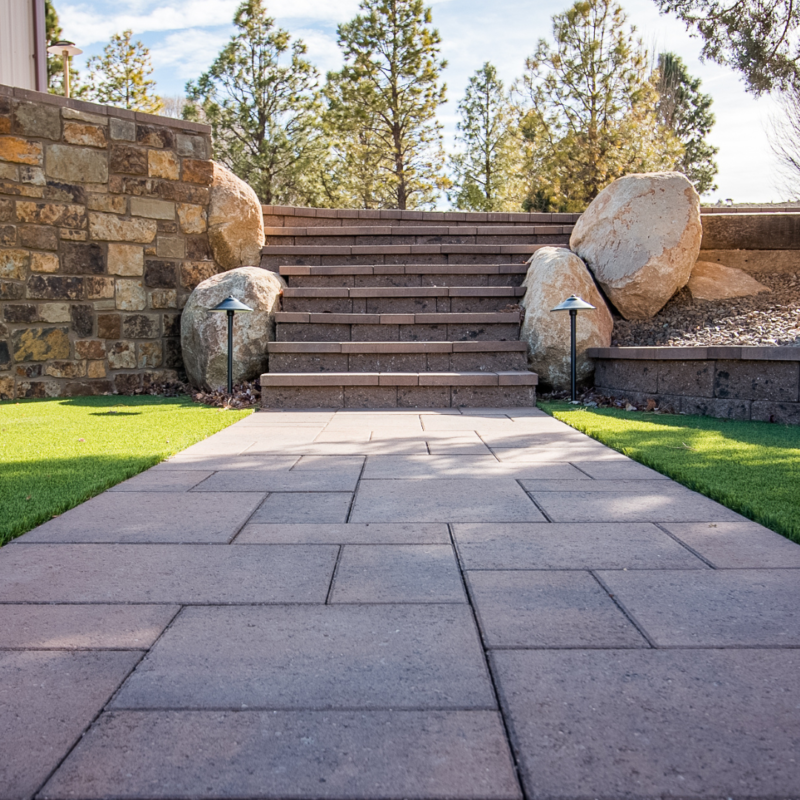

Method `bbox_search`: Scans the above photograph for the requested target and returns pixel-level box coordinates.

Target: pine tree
[85,31,162,113]
[656,0,800,94]
[655,52,718,194]
[449,63,523,211]
[515,0,682,212]
[326,0,449,210]
[185,0,324,206]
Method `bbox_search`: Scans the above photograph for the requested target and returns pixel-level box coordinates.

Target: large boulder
[570,172,702,320]
[687,261,771,302]
[520,247,613,389]
[207,163,265,271]
[181,266,285,390]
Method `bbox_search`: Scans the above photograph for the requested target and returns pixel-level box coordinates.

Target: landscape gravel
[612,273,800,347]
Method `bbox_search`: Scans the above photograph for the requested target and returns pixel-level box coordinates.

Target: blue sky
[57,0,783,204]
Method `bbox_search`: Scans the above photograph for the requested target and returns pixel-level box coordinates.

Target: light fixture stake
[46,40,83,98]
[209,296,253,394]
[550,295,596,402]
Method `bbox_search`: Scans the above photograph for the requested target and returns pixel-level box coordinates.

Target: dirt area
[611,273,800,347]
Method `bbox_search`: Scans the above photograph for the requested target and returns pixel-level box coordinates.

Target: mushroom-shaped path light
[550,295,596,402]
[209,296,253,395]
[46,40,82,98]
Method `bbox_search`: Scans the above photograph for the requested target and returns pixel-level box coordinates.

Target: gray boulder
[181,266,285,390]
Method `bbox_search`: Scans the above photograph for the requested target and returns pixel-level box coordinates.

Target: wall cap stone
[587,346,800,362]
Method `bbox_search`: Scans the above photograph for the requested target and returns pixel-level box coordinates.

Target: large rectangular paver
[192,470,359,492]
[466,571,647,648]
[362,456,593,480]
[0,650,140,800]
[153,455,299,471]
[18,493,264,544]
[236,523,450,544]
[492,649,800,799]
[520,479,688,494]
[0,604,178,649]
[108,471,213,492]
[597,568,800,646]
[453,523,706,570]
[0,545,337,604]
[42,710,521,800]
[111,605,495,710]
[531,490,744,522]
[661,521,800,568]
[568,460,670,479]
[492,445,629,462]
[249,492,353,523]
[331,545,466,603]
[350,479,545,523]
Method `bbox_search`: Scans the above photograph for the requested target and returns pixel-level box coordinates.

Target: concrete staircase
[259,207,577,409]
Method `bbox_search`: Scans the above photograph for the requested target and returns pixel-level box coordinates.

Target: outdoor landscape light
[551,294,596,402]
[46,40,83,98]
[210,296,253,394]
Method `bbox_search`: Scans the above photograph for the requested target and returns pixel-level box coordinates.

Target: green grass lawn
[0,396,252,546]
[538,401,800,543]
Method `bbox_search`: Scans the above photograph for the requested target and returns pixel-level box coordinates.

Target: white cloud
[149,28,233,81]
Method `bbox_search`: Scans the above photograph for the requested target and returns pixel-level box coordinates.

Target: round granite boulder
[207,163,265,271]
[570,172,702,320]
[520,247,613,390]
[181,266,285,390]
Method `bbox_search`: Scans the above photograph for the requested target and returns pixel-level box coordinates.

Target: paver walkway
[2,407,800,800]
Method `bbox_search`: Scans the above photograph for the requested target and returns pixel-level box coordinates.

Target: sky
[56,0,787,205]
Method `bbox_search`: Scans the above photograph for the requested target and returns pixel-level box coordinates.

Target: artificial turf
[0,396,252,546]
[539,401,800,544]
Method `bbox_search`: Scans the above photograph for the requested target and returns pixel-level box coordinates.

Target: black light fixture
[551,295,596,402]
[209,296,253,394]
[46,40,83,98]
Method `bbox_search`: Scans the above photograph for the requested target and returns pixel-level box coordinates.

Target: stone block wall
[588,347,800,424]
[0,84,217,400]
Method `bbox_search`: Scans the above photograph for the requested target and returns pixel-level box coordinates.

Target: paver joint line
[589,570,657,649]
[653,521,718,569]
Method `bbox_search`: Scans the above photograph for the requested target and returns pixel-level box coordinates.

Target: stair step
[260,372,537,409]
[280,263,533,288]
[275,312,521,325]
[267,341,528,373]
[281,286,525,314]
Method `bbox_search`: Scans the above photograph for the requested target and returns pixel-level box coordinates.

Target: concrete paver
[0,605,178,649]
[453,522,707,570]
[111,605,495,710]
[597,568,800,646]
[19,492,264,543]
[0,650,140,800]
[466,570,647,648]
[41,710,521,800]
[492,649,800,799]
[0,545,337,604]
[4,407,800,799]
[661,520,800,567]
[331,545,466,603]
[351,479,545,523]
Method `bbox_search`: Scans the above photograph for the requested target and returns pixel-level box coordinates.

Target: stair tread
[276,312,521,324]
[282,287,525,298]
[261,371,538,387]
[279,264,532,276]
[262,243,564,256]
[268,341,527,353]
[265,225,572,237]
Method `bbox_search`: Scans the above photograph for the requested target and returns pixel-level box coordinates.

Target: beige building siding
[0,0,46,91]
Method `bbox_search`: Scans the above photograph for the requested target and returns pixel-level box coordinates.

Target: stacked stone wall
[0,84,217,400]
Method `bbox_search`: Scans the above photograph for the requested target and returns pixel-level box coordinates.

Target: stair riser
[263,213,580,229]
[270,351,528,373]
[261,384,536,409]
[262,252,549,269]
[281,297,521,314]
[266,234,569,247]
[276,323,521,343]
[285,273,525,288]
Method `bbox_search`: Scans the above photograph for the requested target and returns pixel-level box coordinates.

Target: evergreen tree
[327,0,449,210]
[185,0,324,206]
[515,0,682,212]
[85,31,162,113]
[655,52,718,194]
[449,63,523,211]
[655,0,800,94]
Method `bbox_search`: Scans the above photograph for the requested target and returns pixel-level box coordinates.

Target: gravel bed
[611,273,800,347]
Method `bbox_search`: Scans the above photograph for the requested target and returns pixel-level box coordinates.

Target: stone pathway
[2,407,800,800]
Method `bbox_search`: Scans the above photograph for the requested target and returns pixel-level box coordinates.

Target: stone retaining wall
[0,84,216,400]
[588,347,800,424]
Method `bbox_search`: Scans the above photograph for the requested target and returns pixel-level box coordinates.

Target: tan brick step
[267,341,528,373]
[260,372,538,409]
[279,263,533,288]
[281,286,525,314]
